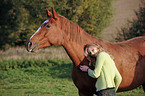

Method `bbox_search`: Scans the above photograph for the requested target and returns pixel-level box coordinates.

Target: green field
[0,59,78,96]
[0,47,144,96]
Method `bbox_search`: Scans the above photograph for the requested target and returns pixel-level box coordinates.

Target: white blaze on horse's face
[30,19,49,40]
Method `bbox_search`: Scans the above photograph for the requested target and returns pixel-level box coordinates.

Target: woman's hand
[80,65,89,72]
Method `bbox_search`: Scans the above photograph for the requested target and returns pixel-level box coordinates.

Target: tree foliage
[0,0,114,50]
[115,1,145,42]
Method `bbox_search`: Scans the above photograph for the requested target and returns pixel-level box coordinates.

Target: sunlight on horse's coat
[30,19,49,40]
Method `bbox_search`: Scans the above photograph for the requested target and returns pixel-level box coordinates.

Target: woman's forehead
[88,47,97,50]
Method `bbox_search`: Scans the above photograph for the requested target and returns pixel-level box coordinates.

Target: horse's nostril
[26,41,38,52]
[28,42,32,48]
[26,41,32,52]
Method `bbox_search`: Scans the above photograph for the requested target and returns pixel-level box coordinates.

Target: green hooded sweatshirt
[88,51,122,91]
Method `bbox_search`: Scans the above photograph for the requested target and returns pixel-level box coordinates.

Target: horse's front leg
[79,90,94,96]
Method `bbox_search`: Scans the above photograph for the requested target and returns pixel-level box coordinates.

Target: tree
[115,1,145,42]
[0,0,114,50]
[53,0,113,36]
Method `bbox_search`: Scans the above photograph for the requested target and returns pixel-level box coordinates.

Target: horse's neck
[61,17,108,66]
[63,32,107,66]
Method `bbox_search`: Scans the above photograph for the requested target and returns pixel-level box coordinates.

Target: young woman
[80,43,122,96]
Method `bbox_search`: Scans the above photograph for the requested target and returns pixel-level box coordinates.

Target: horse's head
[26,8,63,52]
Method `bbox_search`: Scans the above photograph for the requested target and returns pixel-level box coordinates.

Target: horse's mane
[59,15,90,44]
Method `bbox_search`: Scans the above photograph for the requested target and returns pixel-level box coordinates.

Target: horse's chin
[28,48,38,53]
[27,47,38,53]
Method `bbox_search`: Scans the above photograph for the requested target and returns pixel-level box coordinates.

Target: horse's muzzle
[26,41,38,52]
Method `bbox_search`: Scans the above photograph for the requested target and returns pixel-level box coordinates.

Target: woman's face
[88,47,99,57]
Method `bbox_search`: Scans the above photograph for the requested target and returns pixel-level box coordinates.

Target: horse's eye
[46,25,51,28]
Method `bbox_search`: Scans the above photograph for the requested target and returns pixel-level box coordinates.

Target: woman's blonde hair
[84,43,114,60]
[84,43,104,57]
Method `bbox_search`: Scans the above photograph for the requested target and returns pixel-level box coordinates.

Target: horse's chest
[72,66,96,91]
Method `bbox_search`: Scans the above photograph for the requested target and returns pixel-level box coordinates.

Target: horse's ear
[51,7,58,20]
[46,8,52,18]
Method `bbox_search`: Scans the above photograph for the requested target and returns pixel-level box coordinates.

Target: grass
[0,59,78,96]
[0,59,144,96]
[0,46,69,61]
[117,88,144,96]
[0,47,144,96]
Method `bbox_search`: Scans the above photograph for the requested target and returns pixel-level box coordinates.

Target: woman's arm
[114,69,122,91]
[87,52,105,78]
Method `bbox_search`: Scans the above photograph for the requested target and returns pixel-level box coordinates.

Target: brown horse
[26,8,145,96]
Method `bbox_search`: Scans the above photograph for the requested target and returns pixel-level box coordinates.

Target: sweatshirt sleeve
[88,52,105,78]
[114,69,122,91]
